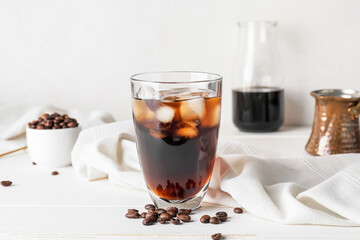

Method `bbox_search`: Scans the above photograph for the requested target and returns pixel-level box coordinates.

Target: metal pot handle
[348,102,360,118]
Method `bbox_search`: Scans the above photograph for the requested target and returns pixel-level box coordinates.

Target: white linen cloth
[72,120,360,226]
[0,104,115,140]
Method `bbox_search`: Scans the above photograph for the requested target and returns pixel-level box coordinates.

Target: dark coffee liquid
[133,97,220,200]
[232,87,284,132]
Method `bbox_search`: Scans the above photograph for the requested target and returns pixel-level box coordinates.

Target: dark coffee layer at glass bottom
[232,87,284,132]
[134,121,218,200]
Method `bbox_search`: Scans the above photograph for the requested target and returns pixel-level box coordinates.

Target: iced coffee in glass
[131,72,222,209]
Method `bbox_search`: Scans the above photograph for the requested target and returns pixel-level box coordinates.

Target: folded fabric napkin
[72,120,360,226]
[0,104,115,140]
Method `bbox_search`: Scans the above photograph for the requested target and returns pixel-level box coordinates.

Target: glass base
[148,182,209,210]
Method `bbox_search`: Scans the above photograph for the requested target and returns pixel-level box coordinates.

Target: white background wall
[1,0,360,126]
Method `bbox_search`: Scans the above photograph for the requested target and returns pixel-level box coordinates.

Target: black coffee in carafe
[232,21,285,132]
[232,87,284,132]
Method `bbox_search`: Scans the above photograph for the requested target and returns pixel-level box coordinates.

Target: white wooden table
[1,124,360,240]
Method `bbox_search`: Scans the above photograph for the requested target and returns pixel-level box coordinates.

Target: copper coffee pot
[306,89,360,156]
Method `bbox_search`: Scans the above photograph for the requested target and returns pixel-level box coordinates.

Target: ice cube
[202,101,221,127]
[160,88,192,100]
[190,89,217,98]
[149,130,167,139]
[136,85,156,99]
[132,99,155,122]
[155,106,175,123]
[176,123,199,139]
[180,98,205,121]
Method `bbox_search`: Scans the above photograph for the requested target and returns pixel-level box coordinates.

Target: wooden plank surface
[1,127,360,239]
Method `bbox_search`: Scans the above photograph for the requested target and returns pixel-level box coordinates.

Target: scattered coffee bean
[167,210,176,217]
[177,213,191,222]
[219,215,227,222]
[142,218,153,226]
[147,210,157,215]
[210,217,221,224]
[170,218,181,225]
[145,204,155,210]
[145,212,157,221]
[157,217,167,224]
[234,207,244,214]
[1,181,12,187]
[155,208,166,215]
[216,211,227,217]
[51,171,59,175]
[166,207,178,213]
[211,233,222,240]
[159,213,172,221]
[179,209,191,215]
[32,162,37,165]
[124,205,232,227]
[28,112,78,130]
[125,212,140,218]
[200,215,211,223]
[128,209,139,213]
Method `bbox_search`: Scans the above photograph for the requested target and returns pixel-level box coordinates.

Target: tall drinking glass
[131,72,222,209]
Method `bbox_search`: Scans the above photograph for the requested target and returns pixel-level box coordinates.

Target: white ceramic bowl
[26,126,81,168]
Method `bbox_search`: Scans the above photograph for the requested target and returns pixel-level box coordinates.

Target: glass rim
[130,71,222,84]
[237,21,278,27]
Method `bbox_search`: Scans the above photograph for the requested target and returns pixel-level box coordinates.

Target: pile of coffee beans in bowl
[28,113,78,129]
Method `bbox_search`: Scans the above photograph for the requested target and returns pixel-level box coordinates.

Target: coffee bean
[179,209,191,215]
[157,217,167,224]
[200,215,211,223]
[145,204,155,210]
[145,212,157,221]
[216,211,227,217]
[41,113,49,119]
[155,208,166,215]
[142,218,153,225]
[27,113,79,130]
[67,122,77,128]
[219,215,227,222]
[128,209,139,213]
[51,171,59,175]
[166,210,176,217]
[1,181,12,187]
[140,212,147,218]
[211,233,222,240]
[210,217,220,224]
[32,162,37,165]
[159,213,171,221]
[147,209,157,215]
[55,116,63,121]
[177,213,191,222]
[125,212,140,218]
[170,218,180,225]
[166,207,178,213]
[234,207,244,214]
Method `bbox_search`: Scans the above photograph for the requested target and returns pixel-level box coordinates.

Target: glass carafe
[232,21,284,132]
